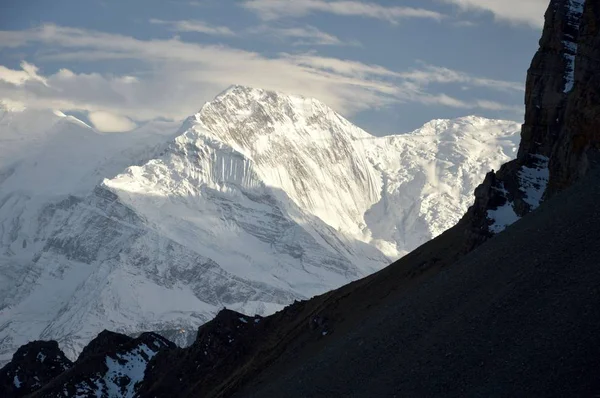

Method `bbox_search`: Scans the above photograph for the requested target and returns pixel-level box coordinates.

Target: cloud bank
[440,0,547,28]
[242,0,445,23]
[0,24,523,130]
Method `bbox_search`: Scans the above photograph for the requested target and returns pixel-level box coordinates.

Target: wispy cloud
[248,25,359,46]
[400,64,524,93]
[453,20,478,27]
[440,0,547,28]
[0,61,48,86]
[149,19,236,36]
[474,99,522,112]
[0,24,522,126]
[283,54,404,80]
[88,111,137,132]
[242,0,445,24]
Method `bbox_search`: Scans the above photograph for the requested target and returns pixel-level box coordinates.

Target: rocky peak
[204,85,343,125]
[139,309,266,397]
[0,340,72,397]
[75,330,136,363]
[188,85,371,153]
[17,332,175,397]
[461,0,599,247]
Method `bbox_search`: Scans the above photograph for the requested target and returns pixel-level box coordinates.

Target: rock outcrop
[461,0,600,249]
[139,309,267,397]
[19,332,175,398]
[0,341,72,397]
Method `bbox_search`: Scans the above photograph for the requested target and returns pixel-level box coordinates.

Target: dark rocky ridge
[139,310,266,397]
[28,331,175,397]
[0,341,72,397]
[235,159,600,398]
[0,331,174,397]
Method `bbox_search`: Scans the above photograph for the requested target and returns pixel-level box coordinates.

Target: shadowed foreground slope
[231,167,600,398]
[141,2,600,395]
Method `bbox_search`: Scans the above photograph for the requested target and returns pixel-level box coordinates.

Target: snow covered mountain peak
[208,84,341,122]
[167,86,383,243]
[406,115,519,138]
[0,86,521,365]
[191,85,371,150]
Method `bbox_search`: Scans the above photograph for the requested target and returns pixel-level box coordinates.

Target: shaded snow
[488,202,520,234]
[489,155,549,234]
[519,155,550,208]
[563,44,577,93]
[487,183,521,234]
[102,344,156,398]
[70,343,162,398]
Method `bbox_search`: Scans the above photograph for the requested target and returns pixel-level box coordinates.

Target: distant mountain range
[0,86,519,365]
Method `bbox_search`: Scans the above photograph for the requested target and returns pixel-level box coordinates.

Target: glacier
[0,87,521,364]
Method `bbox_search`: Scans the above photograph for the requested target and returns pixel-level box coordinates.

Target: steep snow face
[0,106,180,279]
[193,86,381,239]
[185,87,520,257]
[0,87,521,365]
[0,107,182,363]
[365,117,520,255]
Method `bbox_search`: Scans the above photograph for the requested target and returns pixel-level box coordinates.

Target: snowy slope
[0,87,521,364]
[168,87,520,258]
[364,117,520,255]
[0,105,182,363]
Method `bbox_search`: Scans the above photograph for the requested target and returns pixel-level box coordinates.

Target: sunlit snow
[0,87,521,364]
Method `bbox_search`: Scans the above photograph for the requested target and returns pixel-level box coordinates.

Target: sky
[0,0,549,135]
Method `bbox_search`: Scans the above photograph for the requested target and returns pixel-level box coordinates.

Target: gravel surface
[238,169,600,397]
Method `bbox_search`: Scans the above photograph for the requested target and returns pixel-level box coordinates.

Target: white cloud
[283,53,404,80]
[149,19,236,36]
[0,24,522,125]
[0,98,27,112]
[248,25,357,46]
[0,61,48,86]
[242,0,445,23]
[88,111,137,132]
[475,99,522,112]
[440,0,548,28]
[422,93,470,108]
[453,20,478,27]
[401,64,524,93]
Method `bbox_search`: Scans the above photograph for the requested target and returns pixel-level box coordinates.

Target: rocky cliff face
[23,332,174,398]
[462,0,599,248]
[0,341,72,397]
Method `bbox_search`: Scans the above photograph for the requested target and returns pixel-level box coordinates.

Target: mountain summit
[0,86,519,364]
